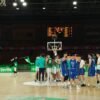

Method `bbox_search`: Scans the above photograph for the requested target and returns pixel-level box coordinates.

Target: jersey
[46,58,52,68]
[35,57,40,67]
[88,58,96,76]
[69,59,77,79]
[67,59,71,69]
[70,59,77,69]
[61,59,68,76]
[37,56,45,68]
[96,57,100,70]
[96,57,100,74]
[80,60,85,68]
[79,59,85,75]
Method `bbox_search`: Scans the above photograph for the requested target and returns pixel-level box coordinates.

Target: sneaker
[87,84,90,86]
[54,80,56,82]
[56,80,61,82]
[69,85,72,89]
[97,80,99,84]
[81,84,86,87]
[76,85,80,89]
[35,80,37,82]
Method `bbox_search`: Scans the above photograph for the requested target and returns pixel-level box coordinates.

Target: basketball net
[0,0,6,6]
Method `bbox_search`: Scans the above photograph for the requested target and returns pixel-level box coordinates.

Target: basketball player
[79,57,86,86]
[69,55,80,89]
[55,55,61,82]
[61,53,69,87]
[96,53,100,84]
[75,55,80,81]
[11,57,18,76]
[66,55,71,80]
[88,54,96,76]
[46,55,52,83]
[88,54,96,86]
[35,55,40,81]
[52,56,59,82]
[38,53,46,82]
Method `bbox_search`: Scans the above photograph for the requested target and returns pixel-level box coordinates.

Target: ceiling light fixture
[73,1,78,6]
[22,2,27,7]
[42,7,46,10]
[12,2,17,7]
[16,7,20,10]
[20,0,25,3]
[73,6,77,9]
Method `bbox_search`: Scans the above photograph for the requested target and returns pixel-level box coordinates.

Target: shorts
[64,75,69,81]
[96,65,100,70]
[56,67,60,72]
[79,68,85,75]
[76,69,79,76]
[14,71,17,73]
[52,66,57,74]
[96,70,100,74]
[61,68,69,77]
[88,67,95,77]
[14,67,17,73]
[36,67,39,72]
[46,68,51,73]
[69,69,77,79]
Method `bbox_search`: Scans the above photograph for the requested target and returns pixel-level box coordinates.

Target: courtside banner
[31,64,36,72]
[0,65,14,73]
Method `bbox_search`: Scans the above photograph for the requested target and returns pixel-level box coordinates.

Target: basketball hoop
[47,38,62,56]
[47,42,62,51]
[0,0,6,6]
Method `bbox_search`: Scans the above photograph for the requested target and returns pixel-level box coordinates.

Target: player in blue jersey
[88,54,96,86]
[66,55,71,80]
[69,55,80,89]
[76,55,80,78]
[61,53,70,87]
[88,54,96,77]
[70,55,77,79]
[61,54,69,82]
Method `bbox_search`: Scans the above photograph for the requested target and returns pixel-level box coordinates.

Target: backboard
[47,41,62,51]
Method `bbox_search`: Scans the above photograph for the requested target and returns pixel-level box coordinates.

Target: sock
[97,80,99,84]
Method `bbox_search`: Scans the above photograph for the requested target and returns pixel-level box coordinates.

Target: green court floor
[7,96,67,100]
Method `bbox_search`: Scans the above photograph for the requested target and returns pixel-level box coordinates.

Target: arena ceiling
[0,0,100,19]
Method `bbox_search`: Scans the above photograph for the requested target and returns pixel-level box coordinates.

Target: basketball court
[0,0,100,100]
[0,72,99,100]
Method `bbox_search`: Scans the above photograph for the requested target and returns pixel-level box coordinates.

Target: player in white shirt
[79,57,86,86]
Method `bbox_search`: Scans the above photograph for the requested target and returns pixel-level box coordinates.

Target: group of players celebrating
[35,53,100,89]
